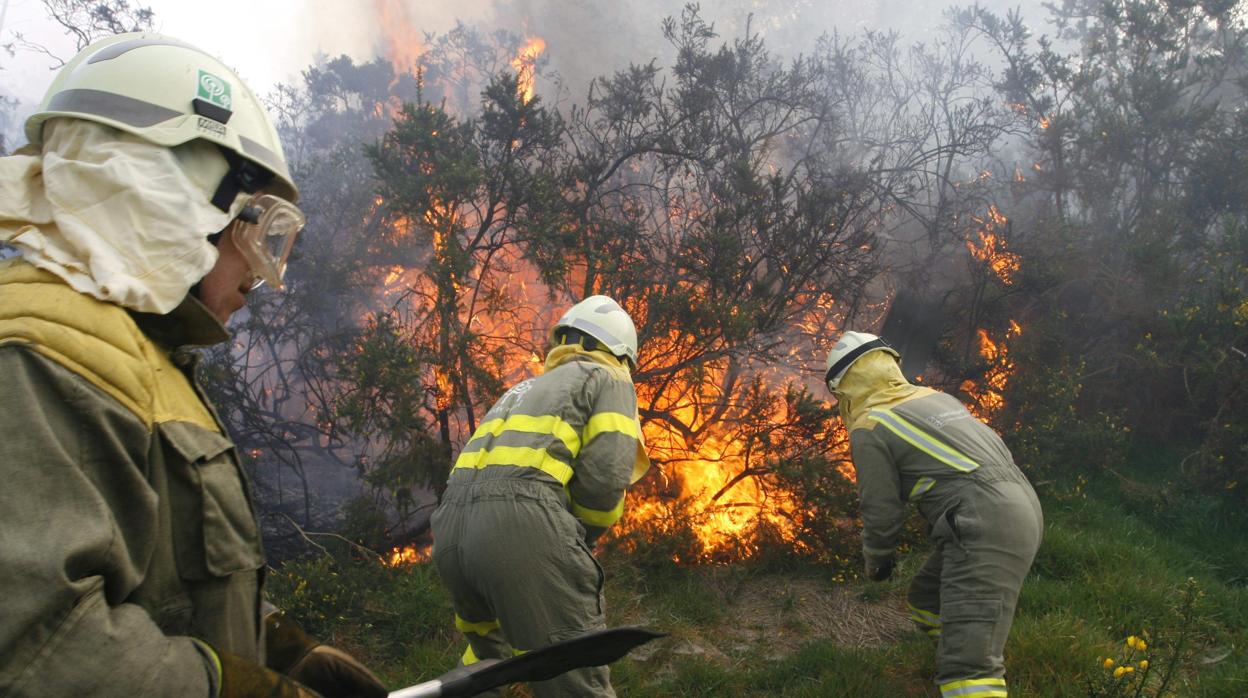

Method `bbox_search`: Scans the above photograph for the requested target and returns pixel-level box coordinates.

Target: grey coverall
[431,345,645,698]
[851,389,1043,698]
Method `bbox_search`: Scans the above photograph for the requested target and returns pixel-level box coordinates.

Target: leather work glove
[217,649,321,698]
[266,611,388,698]
[583,524,608,549]
[864,553,895,582]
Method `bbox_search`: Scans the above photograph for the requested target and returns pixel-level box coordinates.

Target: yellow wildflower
[1124,667,1135,674]
[1103,658,1115,669]
[1138,640,1147,651]
[1114,666,1127,678]
[1126,635,1139,650]
[1139,660,1149,670]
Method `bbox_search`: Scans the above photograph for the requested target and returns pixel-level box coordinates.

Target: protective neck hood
[0,118,245,314]
[543,343,632,377]
[836,350,931,431]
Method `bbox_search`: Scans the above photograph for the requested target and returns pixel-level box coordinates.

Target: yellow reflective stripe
[908,476,936,502]
[462,643,522,666]
[455,614,500,636]
[453,448,481,470]
[948,690,1006,698]
[907,603,941,628]
[583,411,640,445]
[571,494,626,528]
[471,414,581,456]
[453,446,575,484]
[190,639,223,693]
[941,677,1008,698]
[869,409,980,472]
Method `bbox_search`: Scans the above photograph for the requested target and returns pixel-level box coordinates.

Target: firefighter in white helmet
[431,295,651,697]
[0,34,384,697]
[826,331,1043,698]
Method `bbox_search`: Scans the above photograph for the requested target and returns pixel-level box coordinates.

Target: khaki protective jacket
[840,352,1029,564]
[0,260,265,697]
[448,344,646,540]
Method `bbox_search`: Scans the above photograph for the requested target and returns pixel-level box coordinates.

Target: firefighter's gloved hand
[215,647,322,697]
[583,524,608,549]
[266,611,388,698]
[864,554,895,582]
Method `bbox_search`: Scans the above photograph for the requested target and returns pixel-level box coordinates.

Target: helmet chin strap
[210,148,273,212]
[557,327,603,353]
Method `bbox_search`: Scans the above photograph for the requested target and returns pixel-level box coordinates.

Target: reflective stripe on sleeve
[453,445,575,485]
[454,614,501,636]
[583,411,641,444]
[908,476,936,502]
[571,494,627,528]
[940,677,1008,697]
[461,644,481,665]
[868,409,980,472]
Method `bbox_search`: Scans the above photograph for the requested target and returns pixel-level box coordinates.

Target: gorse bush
[266,552,453,669]
[1085,579,1206,697]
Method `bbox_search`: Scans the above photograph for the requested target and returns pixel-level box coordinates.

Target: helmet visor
[231,194,305,290]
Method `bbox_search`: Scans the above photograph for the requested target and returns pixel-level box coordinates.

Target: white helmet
[551,295,639,367]
[25,33,298,206]
[824,331,900,392]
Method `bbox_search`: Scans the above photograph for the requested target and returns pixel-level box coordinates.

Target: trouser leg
[431,504,511,698]
[461,492,614,698]
[907,547,943,638]
[931,482,1043,698]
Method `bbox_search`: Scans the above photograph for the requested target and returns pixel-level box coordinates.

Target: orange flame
[373,0,424,74]
[385,543,431,566]
[511,37,546,104]
[961,322,1023,420]
[966,205,1021,285]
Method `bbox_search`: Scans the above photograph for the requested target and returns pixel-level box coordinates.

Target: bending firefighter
[0,35,384,697]
[826,331,1043,698]
[431,295,651,697]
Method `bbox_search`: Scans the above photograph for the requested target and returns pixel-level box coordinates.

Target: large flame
[511,37,546,104]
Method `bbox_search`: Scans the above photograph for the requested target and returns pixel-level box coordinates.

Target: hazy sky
[0,0,1049,127]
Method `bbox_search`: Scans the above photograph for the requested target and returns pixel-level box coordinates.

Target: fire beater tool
[387,626,668,697]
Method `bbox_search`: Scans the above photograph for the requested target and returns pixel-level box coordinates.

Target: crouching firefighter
[0,34,385,697]
[825,331,1044,698]
[431,295,651,697]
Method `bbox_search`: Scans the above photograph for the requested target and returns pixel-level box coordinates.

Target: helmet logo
[197,70,232,110]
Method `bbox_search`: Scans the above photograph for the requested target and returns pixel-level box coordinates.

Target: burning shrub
[606,385,863,567]
[992,318,1131,486]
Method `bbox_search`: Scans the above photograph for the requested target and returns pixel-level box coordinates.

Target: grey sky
[0,0,1049,130]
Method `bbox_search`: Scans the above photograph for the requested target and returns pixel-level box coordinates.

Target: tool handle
[388,679,443,698]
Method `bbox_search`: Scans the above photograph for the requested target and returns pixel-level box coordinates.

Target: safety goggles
[231,194,305,290]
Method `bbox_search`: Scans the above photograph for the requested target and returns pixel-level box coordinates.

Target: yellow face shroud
[836,350,933,432]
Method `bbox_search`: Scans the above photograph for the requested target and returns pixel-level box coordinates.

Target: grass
[267,448,1248,696]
